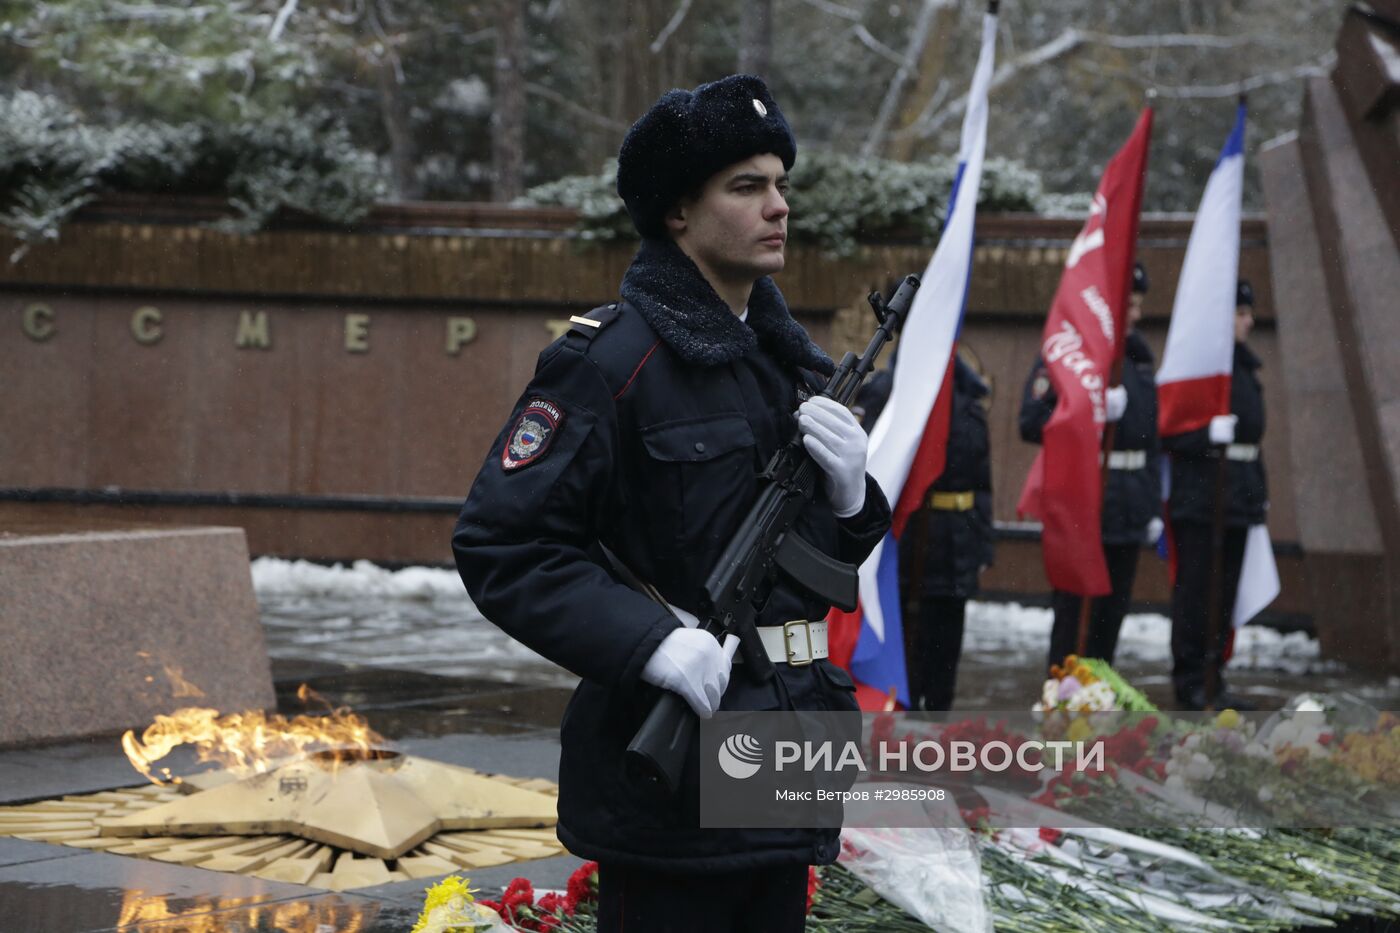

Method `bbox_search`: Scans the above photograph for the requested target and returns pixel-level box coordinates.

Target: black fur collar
[619,238,834,375]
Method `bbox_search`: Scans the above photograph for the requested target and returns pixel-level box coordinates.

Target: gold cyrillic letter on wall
[132,306,163,345]
[345,313,370,353]
[446,317,477,354]
[22,303,55,341]
[236,310,271,349]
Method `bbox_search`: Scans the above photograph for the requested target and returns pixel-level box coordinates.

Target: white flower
[1258,786,1275,803]
[1184,752,1216,782]
[1164,774,1186,792]
[1076,682,1117,711]
[1183,733,1202,751]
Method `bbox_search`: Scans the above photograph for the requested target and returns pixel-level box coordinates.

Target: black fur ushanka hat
[616,74,797,239]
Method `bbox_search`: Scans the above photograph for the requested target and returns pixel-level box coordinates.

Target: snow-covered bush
[523,149,1077,253]
[0,90,385,257]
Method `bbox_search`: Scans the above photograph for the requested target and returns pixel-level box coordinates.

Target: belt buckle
[783,619,814,666]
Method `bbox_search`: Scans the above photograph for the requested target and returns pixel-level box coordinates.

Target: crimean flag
[1155,102,1279,627]
[1157,103,1246,437]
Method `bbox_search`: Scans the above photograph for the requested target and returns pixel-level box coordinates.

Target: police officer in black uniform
[453,75,891,932]
[854,354,994,711]
[1020,262,1162,669]
[1163,280,1265,711]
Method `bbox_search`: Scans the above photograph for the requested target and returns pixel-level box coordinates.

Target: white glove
[1209,414,1237,445]
[1145,517,1164,545]
[798,396,868,517]
[1105,385,1128,422]
[641,627,731,718]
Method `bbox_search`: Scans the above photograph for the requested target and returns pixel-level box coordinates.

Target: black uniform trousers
[903,596,967,712]
[597,861,809,932]
[1169,520,1248,705]
[1048,542,1141,669]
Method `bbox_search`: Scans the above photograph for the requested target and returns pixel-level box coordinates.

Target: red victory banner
[1017,108,1153,596]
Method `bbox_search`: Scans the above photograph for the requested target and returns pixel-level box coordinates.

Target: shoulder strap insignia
[568,302,621,340]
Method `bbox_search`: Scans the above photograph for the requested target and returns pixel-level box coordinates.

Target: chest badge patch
[502,398,564,471]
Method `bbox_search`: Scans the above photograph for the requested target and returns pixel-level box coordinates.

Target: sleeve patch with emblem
[1032,372,1051,400]
[502,398,565,471]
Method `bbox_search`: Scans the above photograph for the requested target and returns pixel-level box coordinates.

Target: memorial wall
[2,203,1310,623]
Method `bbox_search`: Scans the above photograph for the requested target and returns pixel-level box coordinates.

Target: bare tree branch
[794,0,863,22]
[1087,31,1262,50]
[860,0,952,158]
[897,27,1081,140]
[268,0,299,41]
[1135,52,1337,98]
[526,82,631,132]
[851,25,908,68]
[650,0,694,54]
[893,28,1283,142]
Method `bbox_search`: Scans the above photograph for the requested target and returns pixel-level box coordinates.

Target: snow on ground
[252,556,471,602]
[962,599,1331,673]
[251,558,1347,679]
[251,557,575,684]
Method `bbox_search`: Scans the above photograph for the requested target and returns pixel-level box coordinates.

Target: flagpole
[1074,88,1157,658]
[1076,347,1126,657]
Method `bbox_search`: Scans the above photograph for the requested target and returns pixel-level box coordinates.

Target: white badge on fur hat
[752,98,767,117]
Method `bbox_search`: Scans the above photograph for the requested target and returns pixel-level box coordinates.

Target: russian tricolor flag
[1156,102,1278,628]
[828,8,998,710]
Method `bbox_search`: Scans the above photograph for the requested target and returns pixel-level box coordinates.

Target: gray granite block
[0,526,275,746]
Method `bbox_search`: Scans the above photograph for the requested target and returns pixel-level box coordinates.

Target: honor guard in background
[1162,280,1265,711]
[855,352,994,711]
[453,75,891,932]
[1020,262,1161,669]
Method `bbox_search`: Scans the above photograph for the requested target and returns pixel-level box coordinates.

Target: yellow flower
[1067,717,1094,743]
[1214,709,1241,730]
[412,875,480,933]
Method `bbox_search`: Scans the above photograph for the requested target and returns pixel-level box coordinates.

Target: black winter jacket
[1162,341,1268,527]
[855,358,994,598]
[453,238,890,873]
[1018,330,1162,545]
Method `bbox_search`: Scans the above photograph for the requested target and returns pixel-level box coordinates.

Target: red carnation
[538,892,568,914]
[1039,827,1064,844]
[498,877,536,920]
[566,861,599,908]
[806,866,821,913]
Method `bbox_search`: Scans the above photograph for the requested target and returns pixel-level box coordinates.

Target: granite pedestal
[1259,3,1400,672]
[0,522,275,746]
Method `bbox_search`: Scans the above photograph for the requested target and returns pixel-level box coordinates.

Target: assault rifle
[625,274,921,794]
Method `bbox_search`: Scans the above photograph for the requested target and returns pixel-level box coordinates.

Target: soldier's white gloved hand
[1145,517,1165,545]
[798,396,868,518]
[641,627,731,718]
[1209,414,1238,445]
[1105,385,1128,422]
